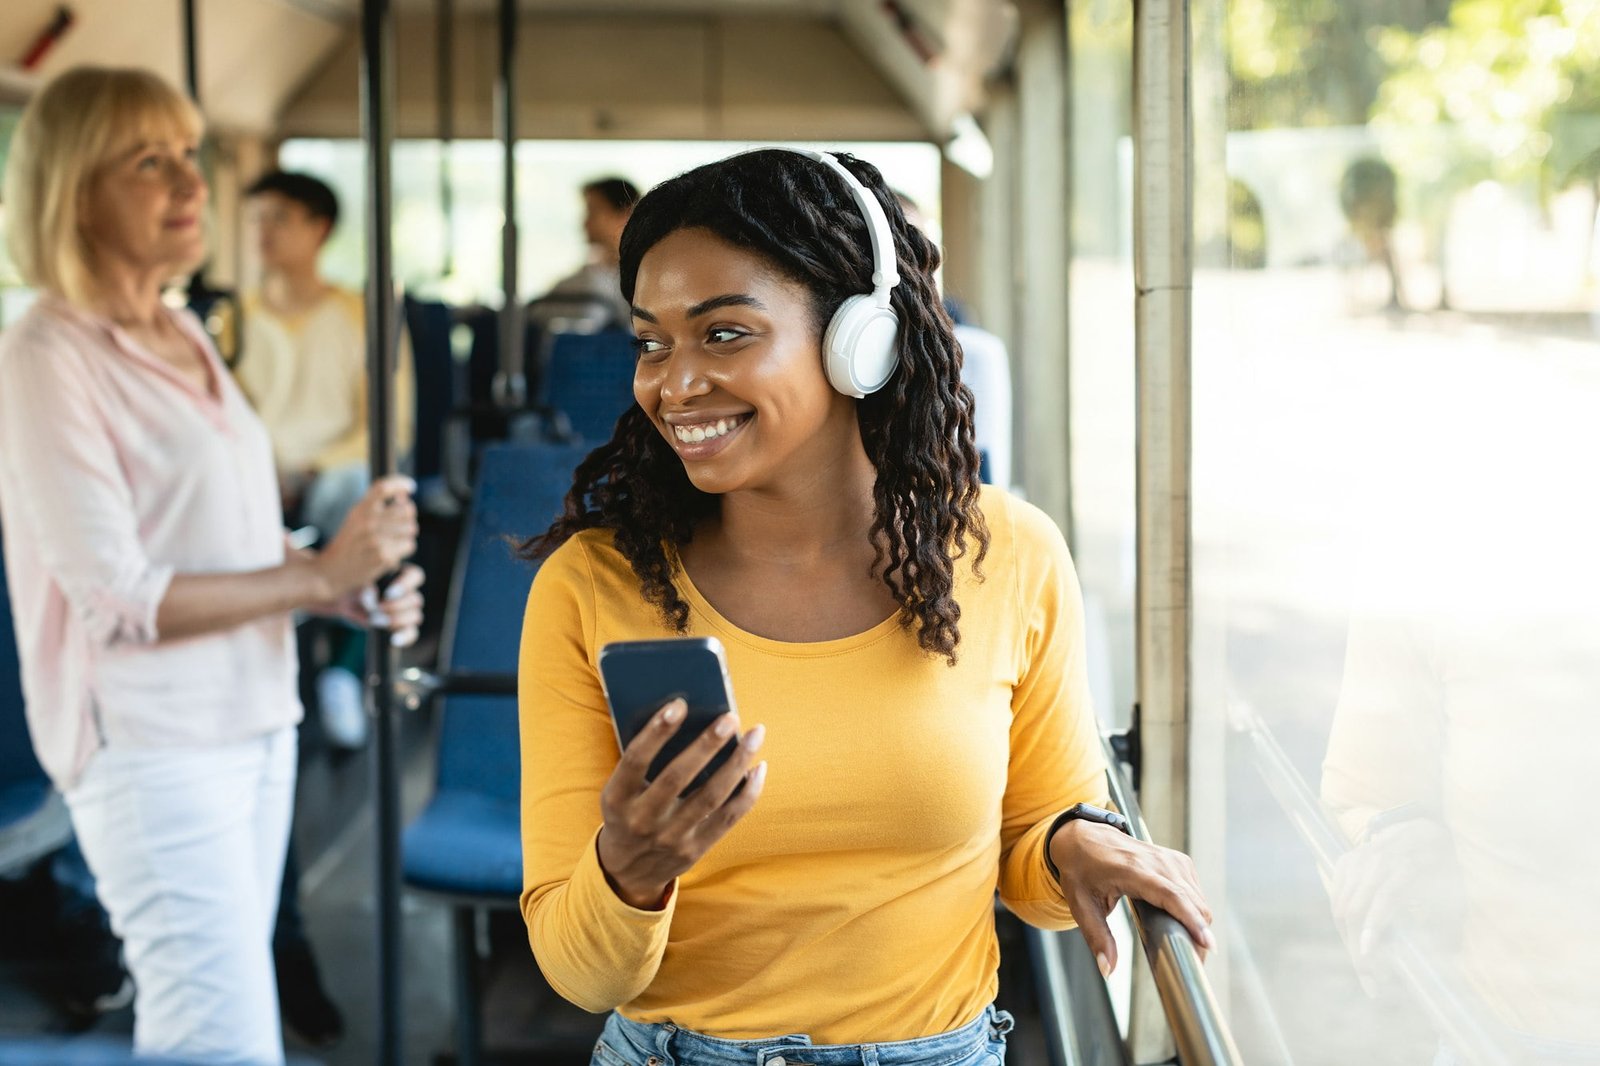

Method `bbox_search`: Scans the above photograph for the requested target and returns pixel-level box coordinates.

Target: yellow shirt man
[519,486,1108,1043]
[235,286,414,485]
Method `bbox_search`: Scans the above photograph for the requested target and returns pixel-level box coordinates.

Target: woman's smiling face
[630,226,861,496]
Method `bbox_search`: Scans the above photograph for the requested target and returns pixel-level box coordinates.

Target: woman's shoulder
[529,526,636,599]
[975,484,1069,560]
[0,297,94,378]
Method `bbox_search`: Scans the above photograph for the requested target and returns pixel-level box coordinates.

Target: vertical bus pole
[359,1,404,1064]
[181,0,199,100]
[437,0,455,281]
[1130,0,1194,1061]
[493,0,524,407]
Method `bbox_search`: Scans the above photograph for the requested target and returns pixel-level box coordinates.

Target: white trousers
[65,727,297,1065]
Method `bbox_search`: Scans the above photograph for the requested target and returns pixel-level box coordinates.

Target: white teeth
[671,414,745,445]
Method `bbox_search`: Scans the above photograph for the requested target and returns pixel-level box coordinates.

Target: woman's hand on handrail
[595,700,768,910]
[1049,820,1215,977]
[309,476,419,601]
[305,562,425,648]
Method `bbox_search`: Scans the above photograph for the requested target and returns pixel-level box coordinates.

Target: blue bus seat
[403,442,590,898]
[540,329,637,445]
[404,296,456,485]
[401,442,590,1065]
[0,527,72,876]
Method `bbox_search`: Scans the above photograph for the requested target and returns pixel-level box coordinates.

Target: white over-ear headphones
[783,149,902,398]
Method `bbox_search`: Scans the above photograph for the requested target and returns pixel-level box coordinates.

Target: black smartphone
[598,636,740,796]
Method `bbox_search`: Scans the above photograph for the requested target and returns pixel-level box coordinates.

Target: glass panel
[1191,1,1600,1061]
[1067,0,1136,732]
[277,139,941,306]
[0,106,33,328]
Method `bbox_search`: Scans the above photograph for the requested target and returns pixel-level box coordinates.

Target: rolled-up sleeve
[0,335,173,648]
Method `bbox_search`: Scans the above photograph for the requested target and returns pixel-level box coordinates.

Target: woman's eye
[137,155,161,171]
[632,337,668,359]
[707,327,747,345]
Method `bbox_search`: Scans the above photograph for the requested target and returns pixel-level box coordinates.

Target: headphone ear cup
[823,295,901,398]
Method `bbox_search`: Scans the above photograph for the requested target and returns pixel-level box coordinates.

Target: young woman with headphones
[517,148,1212,1066]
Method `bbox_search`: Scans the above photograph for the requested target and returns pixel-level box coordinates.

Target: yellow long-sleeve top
[234,287,415,474]
[518,486,1109,1043]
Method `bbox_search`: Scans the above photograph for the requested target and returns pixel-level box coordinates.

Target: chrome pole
[437,0,454,281]
[1102,737,1245,1065]
[493,0,525,407]
[359,0,403,1062]
[181,0,198,101]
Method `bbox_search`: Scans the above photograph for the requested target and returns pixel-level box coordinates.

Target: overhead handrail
[1100,734,1245,1066]
[1227,700,1517,1066]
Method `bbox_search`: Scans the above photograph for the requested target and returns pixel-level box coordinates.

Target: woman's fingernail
[714,714,735,737]
[743,724,766,750]
[751,760,768,787]
[389,629,414,648]
[1202,925,1216,949]
[1097,952,1112,978]
[360,587,379,611]
[662,700,684,723]
[370,611,392,627]
[384,582,407,601]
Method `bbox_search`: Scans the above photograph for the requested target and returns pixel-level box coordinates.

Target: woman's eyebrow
[687,294,767,318]
[631,293,768,324]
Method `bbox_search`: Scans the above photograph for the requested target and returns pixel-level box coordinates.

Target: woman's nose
[658,349,712,404]
[173,159,207,202]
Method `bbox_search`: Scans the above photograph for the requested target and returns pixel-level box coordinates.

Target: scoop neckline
[672,555,904,658]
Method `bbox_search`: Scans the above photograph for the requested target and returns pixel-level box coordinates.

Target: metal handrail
[395,667,517,709]
[1100,734,1245,1066]
[1228,700,1517,1066]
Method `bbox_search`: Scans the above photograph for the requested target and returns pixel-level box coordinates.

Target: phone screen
[598,637,739,796]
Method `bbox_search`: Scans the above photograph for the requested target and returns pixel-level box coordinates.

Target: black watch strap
[1044,803,1133,881]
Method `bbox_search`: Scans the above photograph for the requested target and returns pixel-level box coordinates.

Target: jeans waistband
[605,1005,1015,1066]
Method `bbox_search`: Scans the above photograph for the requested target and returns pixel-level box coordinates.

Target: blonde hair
[2,66,203,307]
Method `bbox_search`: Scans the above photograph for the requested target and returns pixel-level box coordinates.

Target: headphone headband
[784,148,901,306]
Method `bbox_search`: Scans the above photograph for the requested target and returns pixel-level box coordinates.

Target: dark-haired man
[530,175,640,330]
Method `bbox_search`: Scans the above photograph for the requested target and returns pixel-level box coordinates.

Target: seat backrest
[459,305,501,408]
[434,442,593,800]
[541,329,638,445]
[403,296,455,481]
[0,528,46,793]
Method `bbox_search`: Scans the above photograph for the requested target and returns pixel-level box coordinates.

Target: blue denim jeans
[593,1005,1015,1066]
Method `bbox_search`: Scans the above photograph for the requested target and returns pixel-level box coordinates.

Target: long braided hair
[519,149,987,663]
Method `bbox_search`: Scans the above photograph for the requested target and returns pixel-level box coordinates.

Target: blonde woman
[0,67,423,1064]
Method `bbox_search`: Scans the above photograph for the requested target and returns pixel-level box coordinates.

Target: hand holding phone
[594,638,768,910]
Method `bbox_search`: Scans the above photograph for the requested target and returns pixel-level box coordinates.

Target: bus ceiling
[0,0,1018,145]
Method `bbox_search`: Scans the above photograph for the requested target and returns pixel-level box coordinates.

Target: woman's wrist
[1047,816,1116,883]
[287,551,337,606]
[596,829,671,911]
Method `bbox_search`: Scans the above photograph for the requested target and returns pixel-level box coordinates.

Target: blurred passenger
[529,176,640,332]
[0,66,423,1065]
[1322,371,1600,1062]
[897,191,1013,487]
[238,170,416,750]
[517,149,1212,1061]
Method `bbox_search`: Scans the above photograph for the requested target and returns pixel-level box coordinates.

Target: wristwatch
[1044,803,1133,880]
